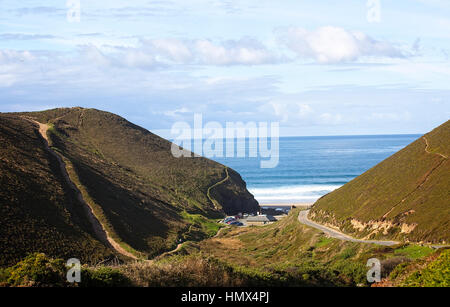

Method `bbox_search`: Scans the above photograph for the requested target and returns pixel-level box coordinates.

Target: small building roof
[246,215,277,222]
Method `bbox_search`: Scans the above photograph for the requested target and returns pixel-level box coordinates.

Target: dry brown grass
[209,238,244,250]
[118,256,247,287]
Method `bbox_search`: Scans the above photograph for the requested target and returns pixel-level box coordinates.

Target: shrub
[389,262,410,280]
[80,267,131,287]
[381,257,410,278]
[5,253,67,287]
[0,267,11,287]
[330,259,368,286]
[401,249,450,287]
[339,247,356,259]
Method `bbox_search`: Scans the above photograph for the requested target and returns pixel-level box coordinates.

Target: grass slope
[0,114,116,267]
[5,107,258,260]
[174,209,447,287]
[310,120,450,244]
[2,209,446,287]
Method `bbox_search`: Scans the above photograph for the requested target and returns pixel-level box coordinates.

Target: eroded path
[24,117,138,260]
[207,167,230,210]
[298,210,399,246]
[423,136,448,159]
[23,117,235,261]
[382,136,448,218]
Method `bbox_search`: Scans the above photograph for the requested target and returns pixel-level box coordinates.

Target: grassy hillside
[159,209,381,286]
[1,209,446,287]
[376,248,449,287]
[310,120,450,244]
[2,107,258,261]
[167,208,447,287]
[0,114,116,267]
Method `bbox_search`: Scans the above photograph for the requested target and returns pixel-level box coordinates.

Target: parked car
[223,217,235,223]
[226,220,236,225]
[229,221,243,226]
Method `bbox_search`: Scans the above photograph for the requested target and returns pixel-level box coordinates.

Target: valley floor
[1,208,448,287]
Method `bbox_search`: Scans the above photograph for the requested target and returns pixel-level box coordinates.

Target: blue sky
[0,0,449,137]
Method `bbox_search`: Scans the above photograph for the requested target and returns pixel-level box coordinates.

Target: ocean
[211,134,420,204]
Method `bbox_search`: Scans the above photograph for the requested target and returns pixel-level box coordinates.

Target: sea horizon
[209,134,421,204]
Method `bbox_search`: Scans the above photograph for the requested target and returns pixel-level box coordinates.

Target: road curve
[298,210,399,246]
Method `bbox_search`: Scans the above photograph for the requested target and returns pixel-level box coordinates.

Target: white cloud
[68,37,280,70]
[163,107,191,117]
[0,33,57,40]
[81,45,111,67]
[0,49,35,63]
[319,112,343,124]
[148,39,193,62]
[277,26,404,64]
[261,101,315,124]
[122,49,158,69]
[193,39,273,65]
[0,50,36,87]
[143,37,280,66]
[369,112,412,121]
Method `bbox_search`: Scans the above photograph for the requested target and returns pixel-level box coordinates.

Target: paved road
[298,210,399,246]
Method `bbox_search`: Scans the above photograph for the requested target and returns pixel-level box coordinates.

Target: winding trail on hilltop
[382,136,448,219]
[300,135,448,246]
[23,116,235,261]
[157,171,233,260]
[298,210,399,246]
[423,136,448,159]
[157,218,230,259]
[207,167,230,210]
[23,117,138,260]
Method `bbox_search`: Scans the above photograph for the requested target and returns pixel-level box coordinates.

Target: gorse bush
[381,257,410,278]
[81,267,130,287]
[401,249,450,287]
[119,254,351,287]
[0,253,131,287]
[120,255,247,287]
[4,253,67,287]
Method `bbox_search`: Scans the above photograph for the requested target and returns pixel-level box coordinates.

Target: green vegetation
[161,209,447,287]
[315,237,333,248]
[0,114,115,267]
[401,249,449,287]
[61,156,143,259]
[2,108,447,287]
[180,211,223,238]
[166,209,376,286]
[311,120,450,243]
[393,244,434,260]
[1,253,68,287]
[207,167,230,210]
[1,212,447,287]
[0,253,130,287]
[386,248,450,287]
[1,108,258,263]
[80,266,130,287]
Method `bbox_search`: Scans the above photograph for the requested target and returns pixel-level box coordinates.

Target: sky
[0,0,449,137]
